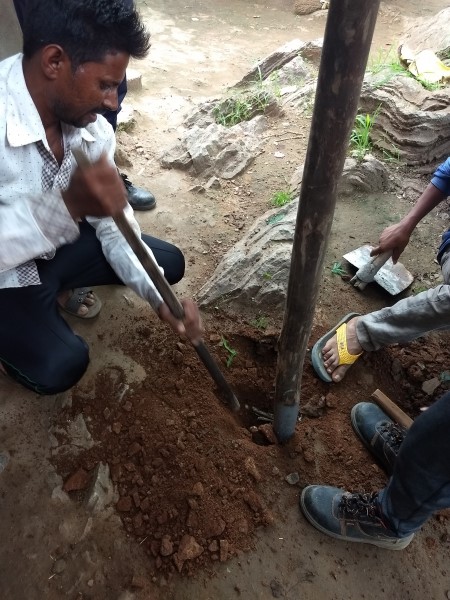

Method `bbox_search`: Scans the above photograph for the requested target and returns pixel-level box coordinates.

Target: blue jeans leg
[379,391,450,536]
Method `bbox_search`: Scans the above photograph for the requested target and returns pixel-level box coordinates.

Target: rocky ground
[2,1,450,599]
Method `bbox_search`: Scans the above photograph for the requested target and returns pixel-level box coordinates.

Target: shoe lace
[379,422,406,453]
[339,492,382,521]
[120,173,132,190]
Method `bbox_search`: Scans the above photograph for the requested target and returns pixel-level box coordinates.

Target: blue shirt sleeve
[431,157,450,197]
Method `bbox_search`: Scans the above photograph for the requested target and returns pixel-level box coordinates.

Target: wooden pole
[273,0,381,443]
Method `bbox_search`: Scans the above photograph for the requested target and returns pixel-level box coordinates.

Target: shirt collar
[5,54,96,149]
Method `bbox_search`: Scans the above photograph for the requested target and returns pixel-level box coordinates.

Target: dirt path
[2,2,450,600]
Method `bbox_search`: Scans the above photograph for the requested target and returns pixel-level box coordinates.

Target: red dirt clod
[63,467,90,492]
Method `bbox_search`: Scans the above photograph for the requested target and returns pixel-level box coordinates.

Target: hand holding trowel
[343,246,414,296]
[349,250,393,290]
[344,205,418,295]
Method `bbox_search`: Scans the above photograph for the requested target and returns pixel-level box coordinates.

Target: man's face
[53,51,129,128]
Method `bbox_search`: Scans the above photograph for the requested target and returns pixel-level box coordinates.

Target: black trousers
[0,222,185,394]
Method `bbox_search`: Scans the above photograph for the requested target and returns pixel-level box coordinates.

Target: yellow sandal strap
[336,323,363,366]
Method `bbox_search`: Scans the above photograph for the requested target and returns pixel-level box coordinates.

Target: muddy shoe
[351,402,407,475]
[300,485,414,550]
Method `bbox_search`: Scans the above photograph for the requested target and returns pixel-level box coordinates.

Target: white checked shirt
[0,54,163,310]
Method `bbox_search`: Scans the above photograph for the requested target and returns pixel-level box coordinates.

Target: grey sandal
[60,287,102,319]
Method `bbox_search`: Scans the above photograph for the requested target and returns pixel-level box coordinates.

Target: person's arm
[80,122,164,310]
[371,183,446,263]
[83,122,203,340]
[371,157,450,263]
[75,117,204,339]
[88,200,165,311]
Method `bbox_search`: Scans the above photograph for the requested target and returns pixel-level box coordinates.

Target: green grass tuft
[213,90,273,127]
[270,190,292,207]
[349,107,381,160]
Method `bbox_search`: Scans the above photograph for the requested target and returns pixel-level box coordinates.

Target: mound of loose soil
[51,312,450,581]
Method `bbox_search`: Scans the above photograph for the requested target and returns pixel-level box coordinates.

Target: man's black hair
[22,0,150,67]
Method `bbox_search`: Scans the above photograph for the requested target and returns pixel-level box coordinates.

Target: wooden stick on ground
[371,389,414,430]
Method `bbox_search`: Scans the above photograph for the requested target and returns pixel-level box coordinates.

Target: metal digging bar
[273,0,381,443]
[71,147,240,413]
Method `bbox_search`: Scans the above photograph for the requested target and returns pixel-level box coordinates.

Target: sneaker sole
[131,203,156,211]
[300,490,414,550]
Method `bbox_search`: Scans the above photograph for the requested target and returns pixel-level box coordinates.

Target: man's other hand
[158,299,203,345]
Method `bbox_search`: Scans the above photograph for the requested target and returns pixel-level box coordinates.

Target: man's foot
[351,402,406,475]
[321,316,362,382]
[58,288,102,319]
[121,173,156,211]
[300,485,414,550]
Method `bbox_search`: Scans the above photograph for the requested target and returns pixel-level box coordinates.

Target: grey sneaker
[300,485,414,550]
[351,402,407,475]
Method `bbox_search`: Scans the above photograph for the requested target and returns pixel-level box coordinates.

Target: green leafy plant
[262,272,272,280]
[270,190,292,207]
[415,77,446,92]
[267,70,282,98]
[219,336,238,367]
[213,90,273,127]
[213,97,252,127]
[331,261,347,276]
[349,108,380,159]
[251,316,268,330]
[255,65,264,86]
[116,119,136,133]
[381,143,401,163]
[367,49,405,77]
[302,96,315,116]
[368,48,448,91]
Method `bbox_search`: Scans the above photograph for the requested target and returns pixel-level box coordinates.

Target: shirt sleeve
[86,204,164,311]
[0,190,79,273]
[431,157,450,197]
[81,122,164,311]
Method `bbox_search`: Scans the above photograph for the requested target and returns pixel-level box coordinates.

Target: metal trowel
[343,245,414,295]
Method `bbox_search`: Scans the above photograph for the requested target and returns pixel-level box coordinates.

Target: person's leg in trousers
[356,247,450,352]
[379,391,450,536]
[0,222,184,394]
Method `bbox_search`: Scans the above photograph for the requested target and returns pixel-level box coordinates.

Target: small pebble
[285,472,300,485]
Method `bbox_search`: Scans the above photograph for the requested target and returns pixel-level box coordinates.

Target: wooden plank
[371,389,414,429]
